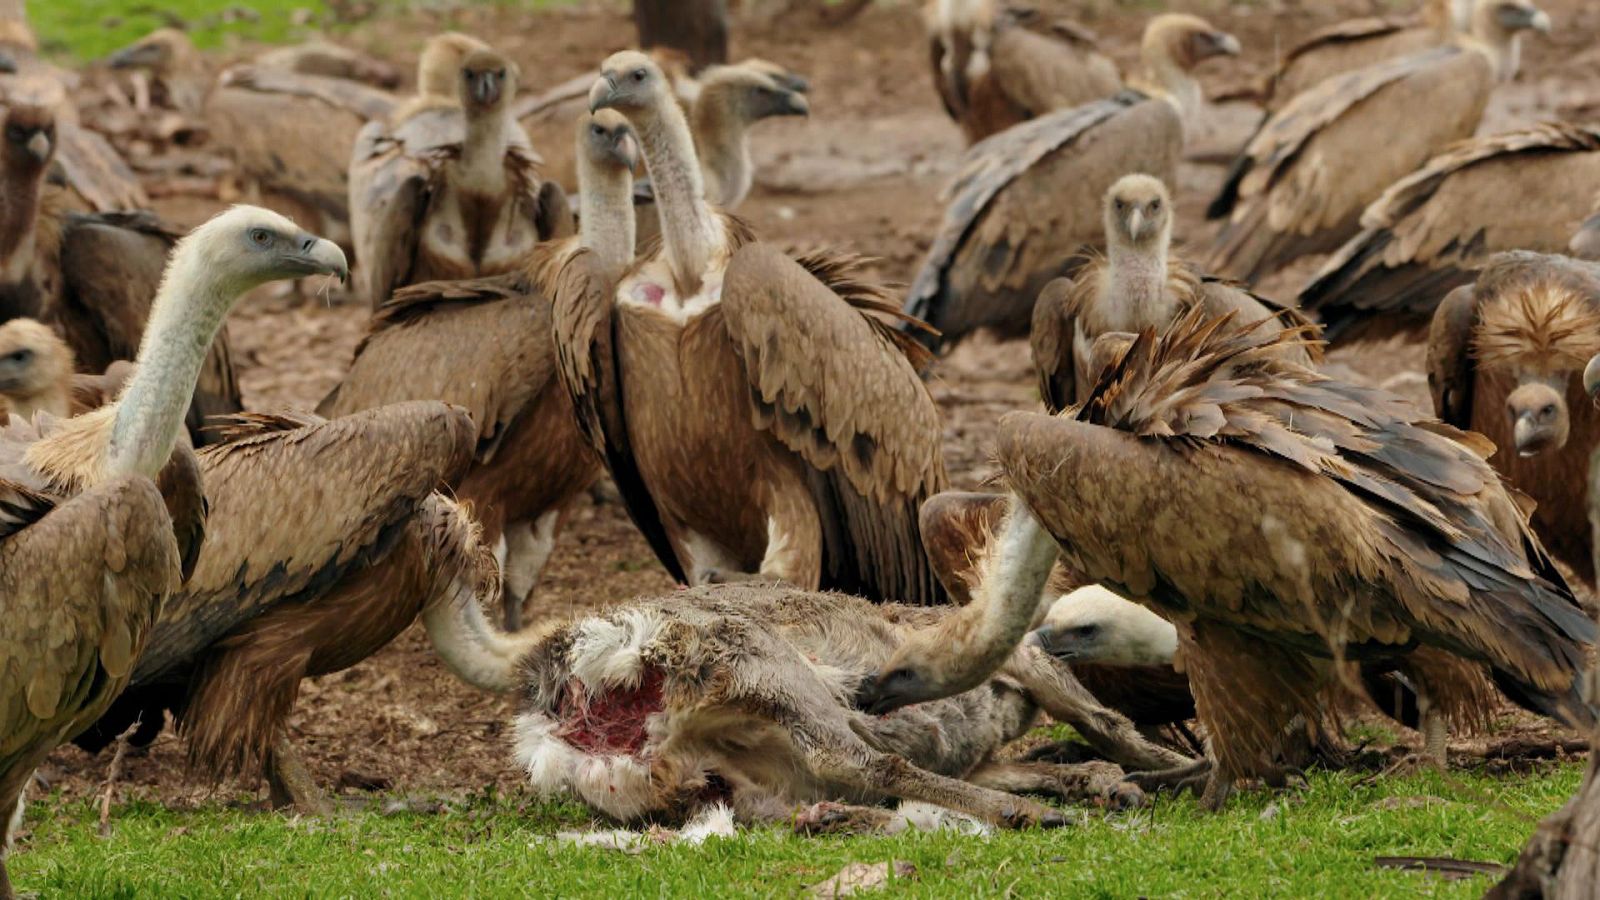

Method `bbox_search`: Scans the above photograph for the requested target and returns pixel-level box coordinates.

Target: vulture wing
[1301,124,1600,339]
[1029,275,1087,414]
[132,401,474,682]
[51,122,147,213]
[720,242,949,605]
[349,113,442,307]
[1262,17,1416,110]
[986,22,1120,122]
[206,84,359,238]
[1426,284,1480,427]
[219,64,396,122]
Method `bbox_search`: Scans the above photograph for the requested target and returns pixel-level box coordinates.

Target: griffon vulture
[923,0,1120,144]
[1301,123,1600,340]
[859,310,1595,808]
[903,14,1240,352]
[317,110,640,631]
[0,103,240,445]
[1428,252,1600,591]
[1030,175,1318,412]
[350,47,571,308]
[548,51,948,603]
[0,206,347,893]
[1206,0,1550,283]
[1262,0,1473,114]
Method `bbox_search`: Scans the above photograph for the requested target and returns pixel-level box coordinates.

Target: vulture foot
[1124,759,1213,800]
[265,735,332,816]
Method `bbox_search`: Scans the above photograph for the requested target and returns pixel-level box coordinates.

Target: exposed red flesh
[554,667,666,756]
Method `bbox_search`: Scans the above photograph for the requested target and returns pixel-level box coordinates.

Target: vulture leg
[753,483,822,589]
[265,733,332,815]
[965,761,1144,811]
[0,771,22,900]
[501,509,564,632]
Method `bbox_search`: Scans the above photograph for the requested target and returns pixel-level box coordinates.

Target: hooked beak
[1527,9,1553,33]
[782,91,810,117]
[1500,4,1552,34]
[1025,627,1081,661]
[589,74,619,114]
[616,132,640,172]
[1209,31,1243,58]
[1127,209,1145,241]
[472,71,502,107]
[23,131,50,163]
[1513,414,1547,457]
[107,42,161,70]
[1584,354,1600,402]
[290,234,349,283]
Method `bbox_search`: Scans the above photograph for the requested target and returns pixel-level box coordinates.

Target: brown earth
[36,0,1600,809]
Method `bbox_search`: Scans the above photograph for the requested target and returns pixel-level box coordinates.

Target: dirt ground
[37,0,1600,808]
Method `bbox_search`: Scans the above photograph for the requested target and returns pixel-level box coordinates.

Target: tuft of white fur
[1040,585,1178,666]
[569,609,666,692]
[514,712,659,820]
[893,801,992,836]
[679,803,738,844]
[4,783,23,854]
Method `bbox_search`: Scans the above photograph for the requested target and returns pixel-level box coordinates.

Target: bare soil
[38,0,1600,808]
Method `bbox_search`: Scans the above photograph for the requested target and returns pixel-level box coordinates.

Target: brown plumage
[1302,123,1600,341]
[351,46,571,309]
[551,51,948,604]
[0,319,70,422]
[1206,0,1549,282]
[1030,175,1318,413]
[924,0,1120,145]
[903,14,1239,352]
[1261,0,1471,113]
[1427,252,1600,592]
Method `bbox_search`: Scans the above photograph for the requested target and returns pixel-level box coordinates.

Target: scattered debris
[809,860,917,898]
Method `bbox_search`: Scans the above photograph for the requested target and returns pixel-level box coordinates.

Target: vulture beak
[779,73,810,94]
[781,91,810,117]
[616,131,640,172]
[472,70,503,107]
[589,74,620,114]
[1023,626,1081,661]
[1530,10,1553,34]
[1126,208,1145,241]
[289,234,350,283]
[1508,381,1566,456]
[1584,354,1600,405]
[23,131,50,163]
[107,42,160,70]
[1499,4,1552,34]
[0,50,16,75]
[1208,31,1243,58]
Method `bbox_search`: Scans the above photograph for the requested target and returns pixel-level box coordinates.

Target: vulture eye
[591,124,605,136]
[631,68,648,82]
[6,348,32,363]
[1114,199,1126,211]
[1541,403,1558,418]
[1150,199,1162,212]
[4,126,21,142]
[249,228,272,247]
[1074,624,1100,638]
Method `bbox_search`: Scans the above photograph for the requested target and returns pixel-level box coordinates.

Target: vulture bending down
[0,103,240,445]
[1261,0,1473,114]
[1301,123,1600,340]
[859,310,1595,809]
[318,110,640,631]
[0,206,346,895]
[1428,252,1600,591]
[350,46,571,308]
[1206,0,1549,283]
[923,0,1120,145]
[548,51,948,603]
[1030,175,1317,412]
[903,14,1239,352]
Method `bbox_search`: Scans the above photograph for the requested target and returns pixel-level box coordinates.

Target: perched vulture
[1030,174,1318,412]
[1206,0,1550,283]
[903,14,1240,352]
[923,0,1120,145]
[548,51,948,604]
[0,103,239,445]
[317,111,640,631]
[350,47,571,308]
[0,206,346,891]
[1301,123,1600,340]
[1261,0,1474,114]
[859,310,1595,808]
[1428,252,1600,591]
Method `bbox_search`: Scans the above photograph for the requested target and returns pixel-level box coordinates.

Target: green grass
[9,766,1580,898]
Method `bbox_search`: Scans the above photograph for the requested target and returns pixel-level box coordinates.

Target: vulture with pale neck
[1030,175,1318,412]
[0,103,240,446]
[858,310,1595,808]
[1300,124,1600,340]
[318,110,640,631]
[923,0,1120,145]
[0,205,347,895]
[902,14,1240,352]
[350,47,571,308]
[1206,0,1550,283]
[546,51,948,603]
[1428,252,1600,592]
[1262,0,1474,114]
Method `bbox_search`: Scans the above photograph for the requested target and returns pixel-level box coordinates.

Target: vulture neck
[634,101,722,294]
[578,160,636,277]
[0,162,47,279]
[1467,11,1528,80]
[1107,234,1175,330]
[9,381,69,423]
[690,96,752,208]
[457,105,510,195]
[105,255,231,479]
[1141,52,1202,126]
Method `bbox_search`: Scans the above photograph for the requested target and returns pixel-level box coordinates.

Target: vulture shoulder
[983,19,1120,125]
[1029,275,1089,414]
[1426,283,1480,427]
[1301,124,1600,338]
[136,401,474,682]
[349,112,444,306]
[917,490,1011,606]
[219,64,397,122]
[1263,17,1420,109]
[719,242,948,604]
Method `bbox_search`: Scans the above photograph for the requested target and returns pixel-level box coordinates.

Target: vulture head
[1505,380,1568,456]
[2,103,55,173]
[1143,13,1241,73]
[1473,278,1600,457]
[698,63,811,123]
[738,58,810,96]
[0,318,71,418]
[1478,0,1552,37]
[459,49,517,114]
[106,28,197,78]
[1104,174,1172,252]
[1026,585,1177,667]
[590,51,674,118]
[578,110,639,175]
[176,205,349,295]
[417,31,492,99]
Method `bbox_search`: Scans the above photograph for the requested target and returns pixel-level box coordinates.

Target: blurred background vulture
[1301,123,1600,340]
[1206,0,1550,283]
[1427,251,1600,593]
[923,0,1120,145]
[903,13,1239,352]
[551,51,948,604]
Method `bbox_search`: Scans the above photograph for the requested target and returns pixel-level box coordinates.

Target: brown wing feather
[1030,276,1084,414]
[219,64,397,121]
[50,122,147,213]
[349,115,440,307]
[1426,284,1480,427]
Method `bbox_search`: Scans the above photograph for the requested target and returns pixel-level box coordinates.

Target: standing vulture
[1030,174,1318,412]
[903,14,1240,352]
[923,0,1120,145]
[1427,252,1600,591]
[1301,123,1600,340]
[0,103,240,445]
[350,47,571,309]
[858,310,1595,808]
[0,205,348,895]
[548,51,948,603]
[1205,0,1550,283]
[318,110,640,631]
[1261,0,1473,114]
